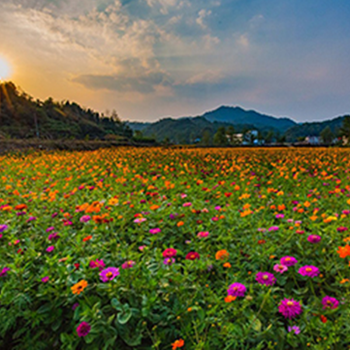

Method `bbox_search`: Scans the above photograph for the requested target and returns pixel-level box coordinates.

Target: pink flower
[307,234,321,243]
[139,245,146,251]
[197,231,209,238]
[0,267,10,277]
[122,260,135,269]
[163,248,177,258]
[255,272,276,286]
[46,246,54,253]
[183,202,192,207]
[185,251,200,260]
[278,298,302,319]
[80,215,91,223]
[298,265,319,278]
[99,267,120,282]
[163,258,175,265]
[134,218,146,223]
[149,228,161,234]
[227,283,246,297]
[89,259,105,270]
[41,276,49,283]
[76,322,91,337]
[280,256,298,267]
[274,264,288,274]
[322,296,339,309]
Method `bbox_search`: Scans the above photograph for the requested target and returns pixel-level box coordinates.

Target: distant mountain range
[127,106,348,143]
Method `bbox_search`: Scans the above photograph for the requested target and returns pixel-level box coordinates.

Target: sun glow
[0,57,11,81]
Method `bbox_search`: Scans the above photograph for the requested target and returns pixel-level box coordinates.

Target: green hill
[0,81,132,140]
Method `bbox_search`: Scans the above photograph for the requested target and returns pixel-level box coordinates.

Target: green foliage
[0,82,133,140]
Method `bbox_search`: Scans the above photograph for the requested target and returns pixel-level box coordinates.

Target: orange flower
[83,235,92,242]
[225,295,236,303]
[15,204,27,210]
[177,221,184,227]
[71,280,88,295]
[172,339,184,350]
[223,262,231,268]
[337,245,350,258]
[340,278,349,284]
[216,249,229,260]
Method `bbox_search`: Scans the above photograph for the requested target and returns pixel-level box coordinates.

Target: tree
[320,126,334,145]
[213,127,228,146]
[201,129,212,146]
[340,116,350,144]
[265,130,274,144]
[226,125,235,144]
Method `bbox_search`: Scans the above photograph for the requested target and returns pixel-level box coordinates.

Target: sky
[0,0,350,122]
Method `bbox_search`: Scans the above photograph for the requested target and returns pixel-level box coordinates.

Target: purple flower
[275,214,284,219]
[288,326,301,334]
[121,260,135,269]
[227,283,246,297]
[149,228,161,234]
[76,322,91,337]
[51,212,58,218]
[80,215,91,223]
[0,267,10,277]
[298,265,319,278]
[0,224,8,233]
[268,226,279,232]
[46,227,55,232]
[322,296,339,309]
[163,258,175,265]
[46,246,54,253]
[278,298,302,319]
[72,303,79,310]
[26,216,37,222]
[280,256,298,267]
[274,264,288,274]
[99,267,120,282]
[307,235,321,243]
[41,276,49,283]
[255,272,276,286]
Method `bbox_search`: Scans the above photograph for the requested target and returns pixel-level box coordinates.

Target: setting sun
[0,57,11,80]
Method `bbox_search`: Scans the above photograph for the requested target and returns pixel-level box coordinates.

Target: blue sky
[0,0,350,122]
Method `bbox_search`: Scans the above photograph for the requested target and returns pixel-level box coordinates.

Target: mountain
[202,106,296,132]
[0,81,132,140]
[125,121,151,131]
[284,116,344,142]
[138,116,256,144]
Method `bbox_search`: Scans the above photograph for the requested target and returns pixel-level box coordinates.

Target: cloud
[196,9,212,29]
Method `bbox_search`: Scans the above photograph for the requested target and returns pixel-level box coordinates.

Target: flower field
[1,147,350,349]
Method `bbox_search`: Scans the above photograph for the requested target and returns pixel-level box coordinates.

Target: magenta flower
[278,298,302,319]
[337,226,348,232]
[138,245,146,251]
[274,264,288,274]
[163,248,177,258]
[280,256,298,267]
[256,272,276,286]
[46,246,54,253]
[163,257,175,265]
[149,228,161,234]
[41,276,49,283]
[121,260,135,269]
[46,227,55,232]
[197,231,209,238]
[288,326,301,334]
[183,202,192,207]
[80,215,91,223]
[76,322,91,337]
[48,232,60,241]
[322,296,339,309]
[0,224,8,233]
[298,265,319,278]
[307,235,321,243]
[0,267,10,277]
[227,283,246,297]
[99,267,120,282]
[275,214,284,219]
[26,216,36,222]
[89,259,105,270]
[268,226,279,232]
